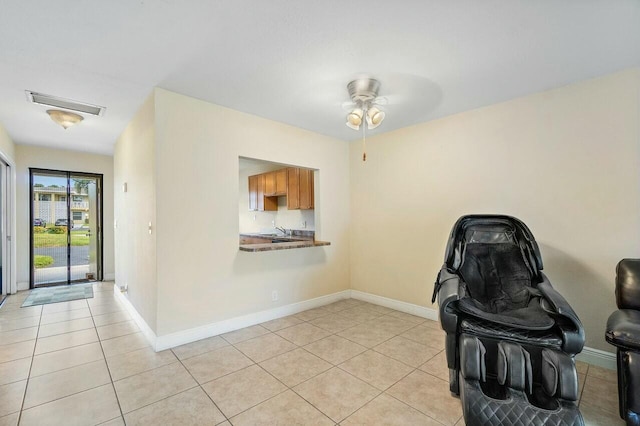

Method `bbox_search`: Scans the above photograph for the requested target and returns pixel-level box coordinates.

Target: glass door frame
[29,168,103,288]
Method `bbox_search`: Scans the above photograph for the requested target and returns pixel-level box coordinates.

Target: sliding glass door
[30,169,103,287]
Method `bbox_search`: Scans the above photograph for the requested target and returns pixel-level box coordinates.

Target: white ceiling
[1,1,638,155]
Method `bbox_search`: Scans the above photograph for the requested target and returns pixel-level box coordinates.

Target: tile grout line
[5,300,127,418]
[226,310,430,424]
[88,298,127,424]
[577,363,589,405]
[16,294,43,425]
[291,308,452,424]
[4,297,468,424]
[171,347,231,425]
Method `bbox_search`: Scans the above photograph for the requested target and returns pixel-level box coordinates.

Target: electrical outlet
[271,290,278,302]
[301,221,307,228]
[253,214,256,221]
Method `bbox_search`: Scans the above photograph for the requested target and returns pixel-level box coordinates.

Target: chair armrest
[538,274,585,354]
[436,267,462,334]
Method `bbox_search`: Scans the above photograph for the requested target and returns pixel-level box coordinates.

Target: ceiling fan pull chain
[362,120,367,162]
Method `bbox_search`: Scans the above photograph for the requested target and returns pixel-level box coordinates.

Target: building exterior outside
[33,186,89,227]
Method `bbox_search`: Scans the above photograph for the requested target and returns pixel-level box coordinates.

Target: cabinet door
[257,174,265,211]
[275,169,287,195]
[248,175,258,211]
[264,171,276,196]
[299,169,314,210]
[258,174,277,211]
[287,167,300,209]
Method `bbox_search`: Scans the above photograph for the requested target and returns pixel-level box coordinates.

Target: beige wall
[15,145,115,287]
[0,124,16,162]
[238,161,315,234]
[113,93,158,331]
[350,68,640,351]
[152,88,350,336]
[0,123,16,294]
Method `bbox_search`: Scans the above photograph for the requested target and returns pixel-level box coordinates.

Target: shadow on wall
[538,242,616,351]
[233,248,327,275]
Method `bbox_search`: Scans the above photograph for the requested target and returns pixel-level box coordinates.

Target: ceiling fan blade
[372,96,388,106]
[341,100,356,110]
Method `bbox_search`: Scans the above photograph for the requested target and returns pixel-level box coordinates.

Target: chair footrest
[460,375,584,426]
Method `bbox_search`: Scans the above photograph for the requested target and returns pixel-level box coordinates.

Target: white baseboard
[576,346,616,370]
[115,285,614,372]
[154,290,352,351]
[103,273,115,281]
[17,282,29,291]
[113,284,158,350]
[350,290,439,321]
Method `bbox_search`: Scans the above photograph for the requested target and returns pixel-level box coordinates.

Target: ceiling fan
[343,77,387,161]
[342,78,387,131]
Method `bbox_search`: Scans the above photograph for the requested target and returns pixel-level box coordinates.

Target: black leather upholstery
[541,349,579,401]
[435,215,584,425]
[606,259,640,425]
[617,259,640,310]
[497,341,532,393]
[461,334,486,381]
[460,318,563,349]
[606,310,640,350]
[459,335,584,426]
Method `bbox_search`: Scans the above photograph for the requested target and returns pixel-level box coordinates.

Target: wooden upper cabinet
[286,168,300,210]
[299,168,314,210]
[248,175,258,211]
[275,169,287,196]
[249,167,312,211]
[287,167,314,210]
[264,172,276,196]
[256,174,277,211]
[264,170,287,197]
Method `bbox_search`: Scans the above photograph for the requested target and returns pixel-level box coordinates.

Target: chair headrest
[444,215,543,274]
[616,259,640,310]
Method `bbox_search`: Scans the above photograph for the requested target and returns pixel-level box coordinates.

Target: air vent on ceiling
[25,91,106,116]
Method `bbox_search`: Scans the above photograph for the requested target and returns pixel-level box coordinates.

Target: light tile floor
[0,284,625,425]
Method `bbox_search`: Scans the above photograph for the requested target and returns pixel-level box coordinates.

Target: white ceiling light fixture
[346,108,363,130]
[344,78,386,161]
[26,90,106,129]
[366,106,385,129]
[26,91,106,116]
[46,109,84,129]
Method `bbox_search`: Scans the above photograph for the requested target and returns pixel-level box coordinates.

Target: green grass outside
[33,230,90,248]
[34,255,54,268]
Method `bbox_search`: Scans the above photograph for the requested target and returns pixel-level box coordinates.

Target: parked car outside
[55,218,69,227]
[33,218,46,227]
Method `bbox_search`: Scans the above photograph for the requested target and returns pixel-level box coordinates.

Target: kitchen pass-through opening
[30,168,103,288]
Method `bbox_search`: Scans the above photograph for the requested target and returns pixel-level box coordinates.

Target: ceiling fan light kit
[345,77,386,161]
[347,108,364,129]
[366,106,385,129]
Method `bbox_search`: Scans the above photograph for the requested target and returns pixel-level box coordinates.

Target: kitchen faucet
[275,226,290,236]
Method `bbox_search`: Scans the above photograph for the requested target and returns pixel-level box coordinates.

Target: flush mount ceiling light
[26,91,106,116]
[46,109,84,129]
[344,78,386,161]
[25,90,106,130]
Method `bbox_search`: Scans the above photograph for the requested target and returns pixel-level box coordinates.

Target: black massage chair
[606,259,640,425]
[433,215,585,425]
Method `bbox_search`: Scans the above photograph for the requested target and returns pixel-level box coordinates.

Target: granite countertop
[239,232,331,252]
